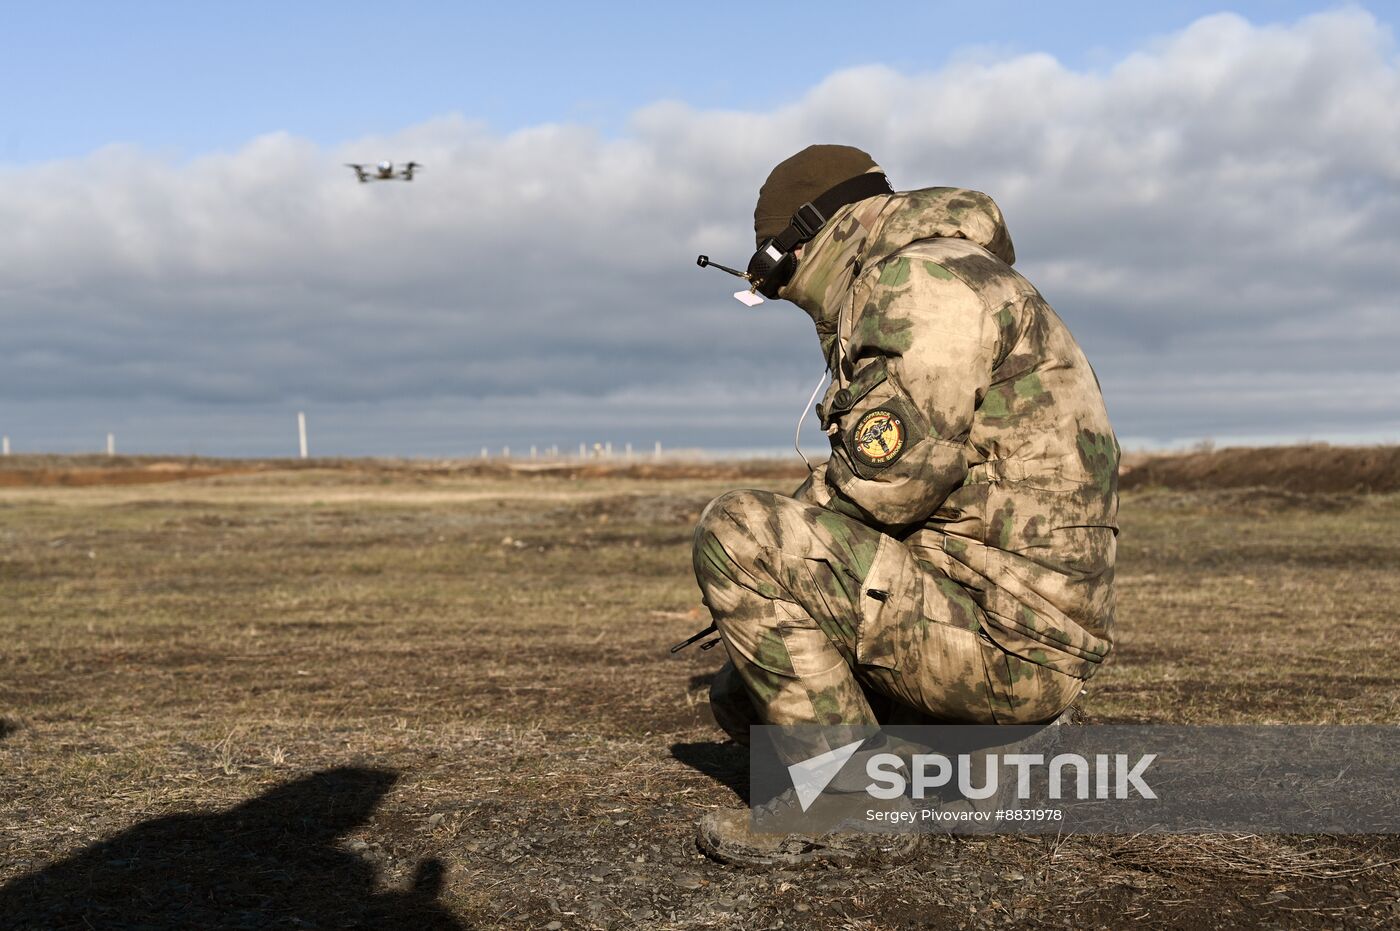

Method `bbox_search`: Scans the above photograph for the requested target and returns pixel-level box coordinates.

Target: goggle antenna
[696,255,751,281]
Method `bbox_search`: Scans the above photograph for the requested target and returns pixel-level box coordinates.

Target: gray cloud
[1,9,1397,456]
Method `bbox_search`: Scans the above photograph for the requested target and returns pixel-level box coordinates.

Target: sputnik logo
[787,740,866,811]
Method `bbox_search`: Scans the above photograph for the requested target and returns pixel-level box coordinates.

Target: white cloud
[1,9,1397,454]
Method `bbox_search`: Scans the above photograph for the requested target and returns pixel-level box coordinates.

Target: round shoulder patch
[851,408,906,468]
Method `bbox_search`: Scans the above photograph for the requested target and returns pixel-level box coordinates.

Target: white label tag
[734,289,764,307]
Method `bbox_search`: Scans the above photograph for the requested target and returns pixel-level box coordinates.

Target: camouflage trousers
[692,490,1082,743]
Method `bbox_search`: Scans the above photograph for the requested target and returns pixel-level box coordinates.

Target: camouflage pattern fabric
[694,489,1082,742]
[694,186,1117,734]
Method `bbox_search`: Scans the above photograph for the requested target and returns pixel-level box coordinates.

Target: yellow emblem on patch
[851,408,905,467]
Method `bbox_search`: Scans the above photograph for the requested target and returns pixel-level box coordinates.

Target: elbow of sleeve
[826,447,966,528]
[858,488,941,528]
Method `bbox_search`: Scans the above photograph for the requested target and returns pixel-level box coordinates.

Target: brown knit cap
[753,144,883,246]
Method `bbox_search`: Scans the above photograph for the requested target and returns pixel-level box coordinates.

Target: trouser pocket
[853,537,1004,722]
[855,535,921,669]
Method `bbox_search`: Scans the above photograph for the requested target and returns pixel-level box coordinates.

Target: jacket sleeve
[817,254,998,529]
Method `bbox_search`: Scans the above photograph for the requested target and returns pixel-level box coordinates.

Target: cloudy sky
[2,2,1397,456]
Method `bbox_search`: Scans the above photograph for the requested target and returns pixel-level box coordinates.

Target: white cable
[794,369,830,472]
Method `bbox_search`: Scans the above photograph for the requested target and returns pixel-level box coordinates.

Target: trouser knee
[691,489,778,594]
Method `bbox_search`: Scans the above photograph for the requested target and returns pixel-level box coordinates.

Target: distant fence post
[297,412,308,459]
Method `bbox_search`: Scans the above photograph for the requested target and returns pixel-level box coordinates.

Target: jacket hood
[864,186,1015,269]
[781,186,1016,345]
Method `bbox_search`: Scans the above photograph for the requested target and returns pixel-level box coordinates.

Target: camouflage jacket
[783,186,1119,678]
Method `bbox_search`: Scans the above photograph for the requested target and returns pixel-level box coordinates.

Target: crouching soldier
[690,145,1119,864]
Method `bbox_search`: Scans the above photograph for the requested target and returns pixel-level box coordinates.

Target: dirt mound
[0,454,811,487]
[0,461,243,488]
[1121,444,1400,494]
[502,460,809,481]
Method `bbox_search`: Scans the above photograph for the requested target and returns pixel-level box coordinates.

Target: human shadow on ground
[671,741,750,805]
[0,766,466,930]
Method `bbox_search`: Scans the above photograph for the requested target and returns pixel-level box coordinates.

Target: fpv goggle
[697,171,893,301]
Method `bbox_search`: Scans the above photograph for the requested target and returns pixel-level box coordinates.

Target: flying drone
[345,160,423,183]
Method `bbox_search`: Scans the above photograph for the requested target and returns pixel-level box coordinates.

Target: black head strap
[771,171,894,251]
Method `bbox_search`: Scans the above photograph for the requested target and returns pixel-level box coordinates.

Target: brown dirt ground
[1120,443,1400,494]
[0,454,811,488]
[2,452,1399,929]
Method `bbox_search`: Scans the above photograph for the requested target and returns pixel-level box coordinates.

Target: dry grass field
[2,452,1399,929]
